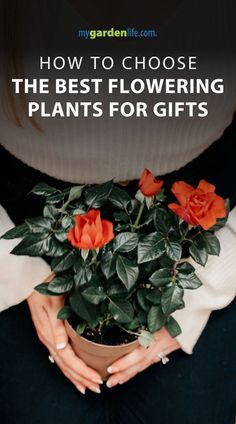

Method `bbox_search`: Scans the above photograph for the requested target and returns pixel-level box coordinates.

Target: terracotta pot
[65,321,139,380]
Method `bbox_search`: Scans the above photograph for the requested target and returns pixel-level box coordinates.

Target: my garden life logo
[78,27,158,40]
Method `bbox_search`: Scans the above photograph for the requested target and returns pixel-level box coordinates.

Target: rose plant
[2,169,228,348]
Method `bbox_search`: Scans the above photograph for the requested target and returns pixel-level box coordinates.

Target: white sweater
[0,0,236,354]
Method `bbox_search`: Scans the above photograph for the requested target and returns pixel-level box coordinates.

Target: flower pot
[65,321,139,380]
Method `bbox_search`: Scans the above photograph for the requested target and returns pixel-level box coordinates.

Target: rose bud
[67,209,114,250]
[138,168,164,197]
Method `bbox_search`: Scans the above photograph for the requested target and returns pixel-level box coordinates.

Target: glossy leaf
[1,223,29,240]
[116,256,139,290]
[51,251,76,272]
[70,290,98,325]
[109,299,134,323]
[82,286,106,305]
[57,306,74,320]
[165,239,182,261]
[113,232,138,253]
[189,243,208,266]
[48,275,74,294]
[161,285,185,315]
[11,233,52,256]
[100,252,117,279]
[31,182,58,196]
[201,232,220,256]
[109,186,132,211]
[165,316,182,337]
[137,232,165,264]
[84,180,113,208]
[147,306,166,332]
[149,268,173,287]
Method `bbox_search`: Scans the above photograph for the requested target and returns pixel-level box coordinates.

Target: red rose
[67,209,114,250]
[168,180,226,230]
[139,169,164,197]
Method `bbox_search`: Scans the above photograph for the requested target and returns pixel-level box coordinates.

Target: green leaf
[25,217,53,233]
[31,182,58,196]
[51,251,76,272]
[100,252,117,279]
[201,232,220,256]
[109,299,134,323]
[54,230,68,242]
[46,237,68,257]
[1,223,29,240]
[165,316,182,337]
[43,205,60,221]
[70,290,98,325]
[107,284,129,299]
[138,330,155,348]
[125,317,140,331]
[154,208,172,236]
[147,306,166,332]
[114,211,130,223]
[189,243,208,266]
[109,186,132,211]
[34,282,51,295]
[165,239,182,261]
[61,215,74,230]
[74,266,92,286]
[146,289,162,305]
[46,192,64,204]
[144,209,156,226]
[113,232,138,253]
[116,256,139,290]
[57,306,74,320]
[48,275,74,294]
[161,285,185,315]
[136,309,146,324]
[115,223,131,232]
[76,323,87,335]
[177,273,202,290]
[11,233,52,256]
[176,262,195,275]
[137,288,150,311]
[68,185,85,202]
[82,286,106,305]
[85,180,113,208]
[149,268,173,287]
[137,232,165,264]
[34,282,61,296]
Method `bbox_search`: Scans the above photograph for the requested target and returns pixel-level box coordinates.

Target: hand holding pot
[106,327,180,388]
[27,276,103,395]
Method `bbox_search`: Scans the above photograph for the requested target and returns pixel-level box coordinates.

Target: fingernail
[56,342,67,350]
[92,378,103,384]
[107,366,118,374]
[118,380,124,385]
[77,386,86,395]
[95,388,101,394]
[106,380,116,388]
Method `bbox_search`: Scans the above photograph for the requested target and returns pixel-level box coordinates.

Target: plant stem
[132,202,145,232]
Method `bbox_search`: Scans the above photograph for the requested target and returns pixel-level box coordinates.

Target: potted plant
[2,169,228,379]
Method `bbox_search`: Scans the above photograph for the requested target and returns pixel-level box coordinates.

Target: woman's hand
[106,327,181,388]
[27,277,103,395]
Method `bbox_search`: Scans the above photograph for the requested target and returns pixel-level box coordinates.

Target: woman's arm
[173,206,236,353]
[0,204,51,312]
[106,207,236,387]
[0,205,103,393]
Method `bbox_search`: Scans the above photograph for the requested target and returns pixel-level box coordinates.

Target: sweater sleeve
[173,207,236,354]
[0,205,51,312]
